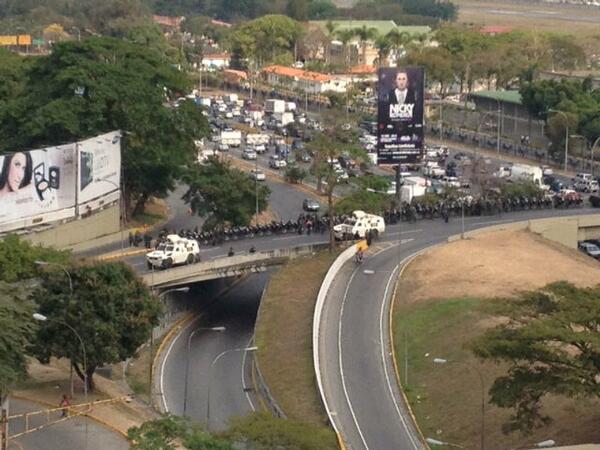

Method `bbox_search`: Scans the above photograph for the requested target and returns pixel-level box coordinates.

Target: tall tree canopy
[31,261,161,391]
[230,15,304,68]
[0,37,208,216]
[182,158,271,230]
[471,282,600,434]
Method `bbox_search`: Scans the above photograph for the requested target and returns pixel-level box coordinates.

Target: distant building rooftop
[349,64,377,74]
[469,90,522,105]
[310,20,430,37]
[263,65,333,83]
[152,15,185,28]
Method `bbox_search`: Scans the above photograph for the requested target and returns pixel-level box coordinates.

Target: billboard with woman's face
[0,145,77,232]
[377,66,425,165]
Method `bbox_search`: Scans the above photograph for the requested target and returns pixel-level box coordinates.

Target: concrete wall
[23,205,120,250]
[449,214,600,249]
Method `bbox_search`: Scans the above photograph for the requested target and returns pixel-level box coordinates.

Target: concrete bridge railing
[142,242,330,288]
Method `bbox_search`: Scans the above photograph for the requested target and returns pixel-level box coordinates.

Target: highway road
[316,207,600,450]
[7,399,128,450]
[157,273,266,430]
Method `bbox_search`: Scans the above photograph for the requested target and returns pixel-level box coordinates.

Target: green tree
[0,235,70,283]
[352,25,378,65]
[334,28,355,70]
[285,165,307,184]
[226,412,337,450]
[128,415,186,450]
[182,158,271,230]
[471,281,600,434]
[231,15,303,68]
[31,261,161,391]
[335,190,392,215]
[0,281,35,406]
[286,0,309,21]
[307,131,346,251]
[0,37,208,217]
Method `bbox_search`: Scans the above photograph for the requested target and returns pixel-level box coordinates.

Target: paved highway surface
[157,274,266,430]
[7,399,128,450]
[317,208,599,449]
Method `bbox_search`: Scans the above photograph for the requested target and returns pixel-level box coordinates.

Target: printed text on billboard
[377,67,424,165]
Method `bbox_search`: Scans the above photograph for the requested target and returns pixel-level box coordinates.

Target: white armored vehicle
[146,235,201,270]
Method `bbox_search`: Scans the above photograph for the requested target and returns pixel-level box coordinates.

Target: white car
[269,155,287,169]
[225,111,233,119]
[255,144,267,154]
[218,143,230,152]
[442,176,461,188]
[250,169,266,181]
[242,149,257,160]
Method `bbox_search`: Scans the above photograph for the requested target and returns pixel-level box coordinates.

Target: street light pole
[434,358,485,450]
[549,109,569,172]
[33,312,88,450]
[182,325,226,417]
[99,177,125,254]
[591,137,600,177]
[206,346,257,430]
[496,99,501,156]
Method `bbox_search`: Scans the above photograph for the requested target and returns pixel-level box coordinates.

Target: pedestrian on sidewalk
[60,394,70,418]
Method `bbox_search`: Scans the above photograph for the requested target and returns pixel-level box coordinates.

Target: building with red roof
[262,65,348,94]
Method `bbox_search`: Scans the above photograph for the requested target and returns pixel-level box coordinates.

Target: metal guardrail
[252,282,287,419]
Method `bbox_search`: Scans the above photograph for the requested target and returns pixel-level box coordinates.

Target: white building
[201,53,230,70]
[262,65,348,94]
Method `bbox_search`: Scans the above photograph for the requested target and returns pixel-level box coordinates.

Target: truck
[246,133,270,146]
[333,210,386,241]
[508,164,543,185]
[146,235,201,269]
[220,129,242,147]
[400,183,427,203]
[286,102,297,112]
[273,111,294,126]
[265,99,286,114]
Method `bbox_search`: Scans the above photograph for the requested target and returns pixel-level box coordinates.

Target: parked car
[218,143,230,152]
[242,149,257,160]
[249,169,266,181]
[303,198,320,211]
[578,241,600,260]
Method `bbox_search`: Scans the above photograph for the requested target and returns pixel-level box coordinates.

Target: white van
[333,210,385,240]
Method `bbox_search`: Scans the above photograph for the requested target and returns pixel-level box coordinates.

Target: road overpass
[142,243,329,289]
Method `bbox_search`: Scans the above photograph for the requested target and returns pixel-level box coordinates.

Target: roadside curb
[388,249,436,450]
[11,394,130,439]
[151,312,197,412]
[96,248,148,261]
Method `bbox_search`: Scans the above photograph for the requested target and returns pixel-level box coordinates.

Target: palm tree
[335,28,356,70]
[324,20,338,65]
[374,34,391,68]
[352,25,378,66]
[386,29,412,64]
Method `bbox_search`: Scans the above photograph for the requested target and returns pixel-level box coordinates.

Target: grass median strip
[254,250,340,446]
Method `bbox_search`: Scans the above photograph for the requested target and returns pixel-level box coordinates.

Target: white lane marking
[160,317,198,413]
[339,268,370,450]
[469,218,515,226]
[379,261,420,450]
[241,335,257,412]
[387,229,422,236]
[273,236,298,241]
[131,262,146,267]
[210,254,227,260]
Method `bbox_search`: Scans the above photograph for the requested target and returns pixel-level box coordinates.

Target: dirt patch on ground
[393,229,600,449]
[398,229,600,304]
